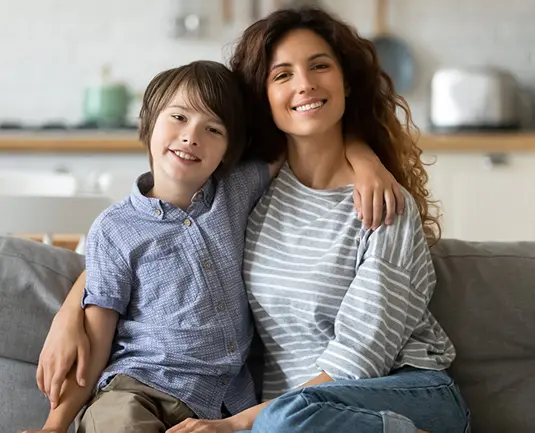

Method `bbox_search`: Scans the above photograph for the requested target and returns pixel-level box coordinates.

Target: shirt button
[184,218,192,227]
[228,343,236,353]
[202,260,212,270]
[216,302,225,312]
[155,209,162,216]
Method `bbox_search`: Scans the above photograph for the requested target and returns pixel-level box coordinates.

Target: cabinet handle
[483,153,510,169]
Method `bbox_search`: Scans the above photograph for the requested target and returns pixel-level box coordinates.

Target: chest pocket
[133,250,200,320]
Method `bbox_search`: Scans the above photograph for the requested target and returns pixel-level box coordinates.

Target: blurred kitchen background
[1,0,534,248]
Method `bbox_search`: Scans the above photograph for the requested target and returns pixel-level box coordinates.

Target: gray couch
[1,236,534,433]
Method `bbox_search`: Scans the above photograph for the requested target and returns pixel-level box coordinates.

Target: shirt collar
[130,172,215,219]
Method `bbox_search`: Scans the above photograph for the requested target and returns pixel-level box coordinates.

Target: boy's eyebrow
[167,104,224,125]
[270,53,332,71]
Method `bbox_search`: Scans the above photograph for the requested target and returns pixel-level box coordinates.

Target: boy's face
[150,87,228,191]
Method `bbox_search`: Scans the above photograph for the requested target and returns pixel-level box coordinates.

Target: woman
[35,6,469,433]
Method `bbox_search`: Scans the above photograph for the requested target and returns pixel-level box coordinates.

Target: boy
[35,60,275,432]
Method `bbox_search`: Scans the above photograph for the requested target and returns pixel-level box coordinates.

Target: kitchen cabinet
[423,151,535,242]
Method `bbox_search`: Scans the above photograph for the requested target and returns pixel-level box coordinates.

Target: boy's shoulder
[89,196,136,238]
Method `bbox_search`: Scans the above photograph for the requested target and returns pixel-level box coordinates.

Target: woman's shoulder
[361,186,429,269]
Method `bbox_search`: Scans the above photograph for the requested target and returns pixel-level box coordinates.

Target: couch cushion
[0,356,51,431]
[0,236,84,364]
[430,239,535,433]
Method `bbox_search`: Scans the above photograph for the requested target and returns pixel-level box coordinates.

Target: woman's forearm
[61,270,87,313]
[42,305,118,432]
[228,372,333,430]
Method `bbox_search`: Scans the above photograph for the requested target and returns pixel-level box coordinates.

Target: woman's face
[266,28,346,140]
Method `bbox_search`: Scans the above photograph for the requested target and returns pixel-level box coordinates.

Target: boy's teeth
[295,101,324,112]
[174,150,198,161]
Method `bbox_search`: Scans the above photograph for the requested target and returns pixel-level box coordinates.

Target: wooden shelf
[1,131,535,153]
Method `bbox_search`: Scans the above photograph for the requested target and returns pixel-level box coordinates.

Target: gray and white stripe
[244,163,455,401]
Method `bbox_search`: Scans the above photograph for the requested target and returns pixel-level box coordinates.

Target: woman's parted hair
[139,60,247,174]
[230,7,440,243]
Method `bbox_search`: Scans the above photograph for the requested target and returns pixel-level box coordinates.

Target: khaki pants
[76,374,195,433]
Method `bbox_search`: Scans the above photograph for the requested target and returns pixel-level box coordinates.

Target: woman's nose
[295,72,317,94]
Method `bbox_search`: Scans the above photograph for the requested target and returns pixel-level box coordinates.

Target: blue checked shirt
[82,161,270,419]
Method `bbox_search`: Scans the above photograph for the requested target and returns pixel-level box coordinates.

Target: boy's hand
[166,418,235,433]
[36,306,90,409]
[352,162,404,230]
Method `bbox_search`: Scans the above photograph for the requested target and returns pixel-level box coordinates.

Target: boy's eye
[207,127,223,135]
[172,114,186,121]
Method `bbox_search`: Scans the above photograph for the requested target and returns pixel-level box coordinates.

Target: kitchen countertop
[1,131,535,153]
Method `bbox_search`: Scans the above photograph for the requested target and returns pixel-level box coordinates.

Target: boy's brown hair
[139,61,247,174]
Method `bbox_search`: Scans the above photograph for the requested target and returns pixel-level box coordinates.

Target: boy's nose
[181,137,198,146]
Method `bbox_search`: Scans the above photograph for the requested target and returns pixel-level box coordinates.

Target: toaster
[430,68,520,132]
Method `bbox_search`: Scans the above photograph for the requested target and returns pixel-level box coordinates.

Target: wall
[1,0,534,199]
[1,0,534,129]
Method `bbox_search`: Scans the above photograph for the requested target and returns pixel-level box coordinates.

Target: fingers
[384,189,396,225]
[372,190,383,229]
[49,367,67,410]
[36,362,45,394]
[353,190,362,218]
[393,182,405,215]
[359,188,373,229]
[76,343,89,388]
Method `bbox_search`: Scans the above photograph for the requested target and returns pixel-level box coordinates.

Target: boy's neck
[148,173,207,211]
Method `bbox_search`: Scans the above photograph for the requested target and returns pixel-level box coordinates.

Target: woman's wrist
[227,413,253,431]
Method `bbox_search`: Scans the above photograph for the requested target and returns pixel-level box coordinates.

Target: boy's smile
[148,88,228,208]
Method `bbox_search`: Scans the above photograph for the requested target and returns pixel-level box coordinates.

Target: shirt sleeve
[81,213,132,316]
[315,189,435,380]
[227,161,271,213]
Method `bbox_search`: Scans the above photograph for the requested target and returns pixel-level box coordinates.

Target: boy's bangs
[181,74,224,122]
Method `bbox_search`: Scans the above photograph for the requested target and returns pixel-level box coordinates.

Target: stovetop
[0,121,138,132]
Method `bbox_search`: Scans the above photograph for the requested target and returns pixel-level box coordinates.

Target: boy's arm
[39,306,118,433]
[345,140,405,229]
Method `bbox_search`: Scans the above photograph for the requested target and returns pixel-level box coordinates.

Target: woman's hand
[166,418,236,433]
[36,306,90,410]
[21,429,65,433]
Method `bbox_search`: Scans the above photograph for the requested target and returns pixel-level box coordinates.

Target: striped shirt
[243,163,455,401]
[83,161,270,419]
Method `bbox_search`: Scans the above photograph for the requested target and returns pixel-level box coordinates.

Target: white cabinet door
[422,151,535,242]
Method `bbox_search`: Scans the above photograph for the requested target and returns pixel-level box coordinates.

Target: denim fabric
[246,368,470,433]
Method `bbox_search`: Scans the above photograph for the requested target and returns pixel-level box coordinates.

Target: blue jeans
[239,368,470,433]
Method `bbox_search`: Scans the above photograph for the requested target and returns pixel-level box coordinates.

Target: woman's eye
[312,64,328,70]
[274,72,290,81]
[172,114,186,121]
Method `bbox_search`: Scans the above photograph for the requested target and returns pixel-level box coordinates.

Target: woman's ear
[345,85,351,98]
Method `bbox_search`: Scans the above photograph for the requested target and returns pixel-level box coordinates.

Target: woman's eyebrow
[270,53,332,71]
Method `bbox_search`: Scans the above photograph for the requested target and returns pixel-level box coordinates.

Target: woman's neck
[286,128,354,190]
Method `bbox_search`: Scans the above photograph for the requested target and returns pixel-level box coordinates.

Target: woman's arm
[345,140,404,229]
[27,306,118,433]
[37,270,89,408]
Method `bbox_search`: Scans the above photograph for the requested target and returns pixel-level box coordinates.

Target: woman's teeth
[295,101,324,112]
[173,150,199,161]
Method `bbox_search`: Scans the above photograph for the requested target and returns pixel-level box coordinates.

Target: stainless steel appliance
[430,68,521,132]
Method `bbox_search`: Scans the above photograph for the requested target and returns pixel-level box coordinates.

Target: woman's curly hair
[229,7,440,244]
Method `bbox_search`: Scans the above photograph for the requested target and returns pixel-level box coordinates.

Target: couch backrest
[430,239,535,433]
